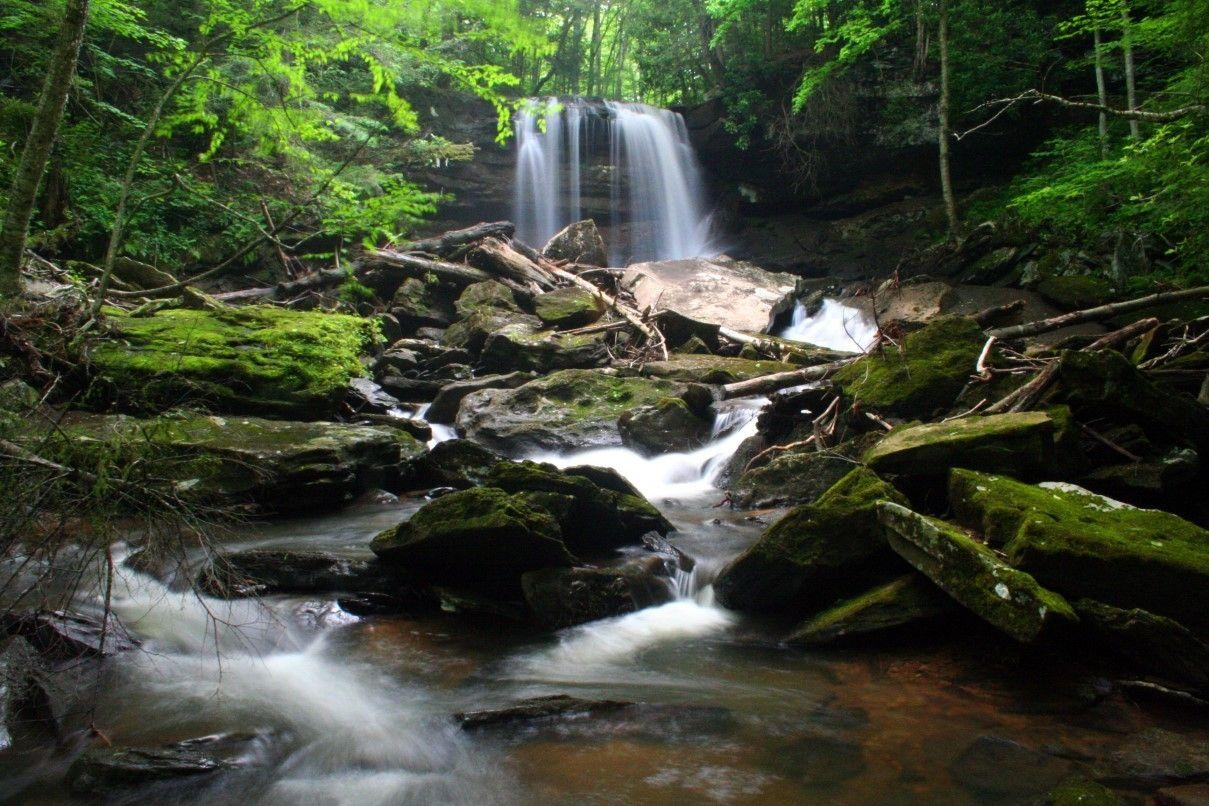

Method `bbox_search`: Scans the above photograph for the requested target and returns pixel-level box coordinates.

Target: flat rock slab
[621,257,798,333]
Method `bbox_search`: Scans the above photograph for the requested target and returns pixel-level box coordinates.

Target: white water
[780,298,878,352]
[513,97,714,263]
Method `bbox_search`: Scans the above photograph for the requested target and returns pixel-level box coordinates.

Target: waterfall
[780,298,879,353]
[513,97,714,264]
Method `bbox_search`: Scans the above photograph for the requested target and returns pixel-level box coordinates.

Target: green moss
[89,306,374,419]
[638,355,796,384]
[1044,778,1120,805]
[786,574,950,646]
[533,287,605,329]
[510,369,680,423]
[833,317,985,418]
[949,469,1209,633]
[1036,275,1115,310]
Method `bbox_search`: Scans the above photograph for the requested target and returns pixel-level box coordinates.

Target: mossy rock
[877,501,1078,643]
[618,397,713,456]
[949,469,1209,634]
[1044,778,1120,806]
[1036,275,1115,311]
[785,574,952,647]
[480,322,608,373]
[542,219,608,267]
[442,309,539,356]
[407,438,503,490]
[88,307,375,419]
[637,355,797,384]
[714,468,910,615]
[485,460,673,555]
[370,487,573,595]
[534,287,606,329]
[521,556,672,629]
[390,277,457,331]
[456,369,685,453]
[1074,599,1209,688]
[863,408,1079,481]
[832,317,985,419]
[453,280,522,317]
[733,438,872,509]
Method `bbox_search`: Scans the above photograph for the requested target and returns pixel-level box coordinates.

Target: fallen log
[986,285,1209,339]
[396,221,515,257]
[545,263,668,360]
[718,356,861,400]
[467,238,557,291]
[1085,317,1159,352]
[972,299,1025,328]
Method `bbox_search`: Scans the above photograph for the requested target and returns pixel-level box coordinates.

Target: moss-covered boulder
[1036,275,1115,311]
[785,574,953,647]
[522,556,672,629]
[390,277,457,332]
[484,460,673,555]
[371,488,573,595]
[618,397,713,455]
[48,412,422,515]
[88,307,375,419]
[637,355,797,384]
[714,468,910,615]
[424,371,536,424]
[456,369,684,453]
[534,286,606,329]
[877,501,1078,643]
[832,316,985,419]
[948,470,1209,634]
[543,219,608,267]
[1074,599,1209,688]
[408,438,504,491]
[863,408,1078,481]
[453,280,523,317]
[733,435,879,509]
[480,322,608,373]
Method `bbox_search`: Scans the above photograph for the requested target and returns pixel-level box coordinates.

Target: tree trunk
[0,0,91,297]
[1093,26,1109,155]
[1120,3,1140,139]
[937,0,960,241]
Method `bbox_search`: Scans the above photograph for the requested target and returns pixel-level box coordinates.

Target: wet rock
[949,736,1074,798]
[618,398,713,456]
[87,306,376,419]
[371,487,573,595]
[637,355,798,384]
[67,731,272,796]
[389,277,458,331]
[949,470,1209,633]
[1080,450,1200,513]
[337,590,439,617]
[480,322,608,373]
[0,378,40,411]
[1074,599,1209,688]
[345,378,400,415]
[759,733,866,786]
[785,574,952,647]
[456,369,684,454]
[454,279,524,317]
[484,460,673,555]
[863,408,1080,481]
[409,438,504,489]
[0,637,56,751]
[425,371,536,424]
[733,443,864,509]
[377,361,474,402]
[457,694,632,730]
[1099,728,1209,789]
[715,468,909,615]
[522,556,673,628]
[1037,275,1115,311]
[196,550,399,599]
[1,610,137,661]
[832,316,986,419]
[877,502,1078,643]
[542,219,608,267]
[533,286,606,329]
[442,281,535,355]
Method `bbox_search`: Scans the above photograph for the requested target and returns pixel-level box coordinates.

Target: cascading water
[513,97,714,264]
[780,298,879,352]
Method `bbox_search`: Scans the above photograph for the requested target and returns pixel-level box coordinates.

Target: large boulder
[543,219,608,267]
[832,316,986,419]
[948,470,1209,634]
[1075,599,1209,688]
[877,502,1078,643]
[442,280,535,354]
[67,732,267,796]
[390,277,458,331]
[714,468,909,615]
[785,574,953,647]
[408,438,504,490]
[733,436,877,509]
[87,306,375,419]
[371,487,573,596]
[534,286,606,329]
[424,371,536,424]
[456,369,684,453]
[49,412,423,515]
[521,557,673,629]
[479,322,608,373]
[618,397,713,455]
[863,408,1079,481]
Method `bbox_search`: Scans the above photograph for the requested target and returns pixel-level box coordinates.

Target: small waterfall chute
[780,298,878,352]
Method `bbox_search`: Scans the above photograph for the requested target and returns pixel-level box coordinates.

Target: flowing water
[513,98,714,263]
[780,299,879,353]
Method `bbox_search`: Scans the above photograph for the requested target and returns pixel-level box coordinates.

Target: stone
[948,470,1209,633]
[877,502,1078,643]
[1037,275,1115,311]
[863,408,1078,481]
[621,256,799,334]
[0,637,55,752]
[1099,729,1209,789]
[1,610,137,661]
[377,362,474,402]
[442,309,540,356]
[456,369,684,454]
[0,378,40,412]
[733,446,863,509]
[521,556,673,628]
[542,219,609,267]
[873,280,955,329]
[479,322,608,373]
[759,733,866,786]
[1157,784,1209,806]
[370,487,573,595]
[408,438,503,490]
[457,695,633,731]
[424,371,536,424]
[453,280,523,317]
[832,317,986,419]
[87,306,376,419]
[389,277,457,331]
[785,574,953,646]
[949,736,1074,798]
[1080,451,1200,513]
[345,378,400,415]
[618,398,713,456]
[67,732,269,795]
[637,355,797,384]
[196,550,404,600]
[1074,599,1209,688]
[715,468,910,615]
[1045,778,1120,806]
[533,286,606,329]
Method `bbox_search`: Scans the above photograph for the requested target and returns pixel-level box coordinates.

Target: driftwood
[984,360,1061,414]
[718,356,861,400]
[972,298,1025,328]
[545,263,669,360]
[986,285,1209,339]
[1085,317,1159,351]
[467,238,557,291]
[396,221,515,257]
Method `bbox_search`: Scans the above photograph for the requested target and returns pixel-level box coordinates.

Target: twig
[1079,423,1141,463]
